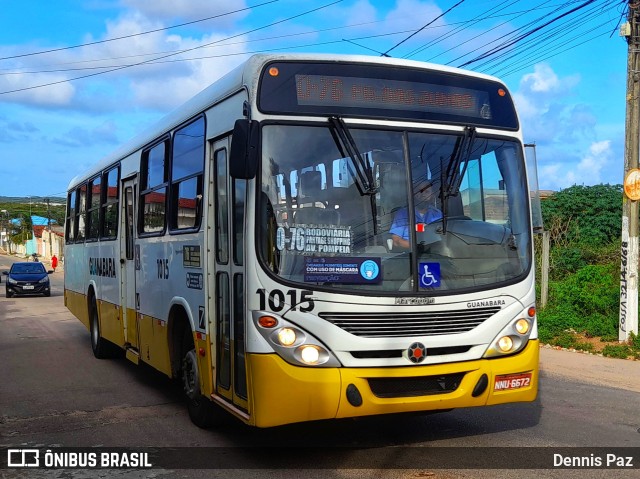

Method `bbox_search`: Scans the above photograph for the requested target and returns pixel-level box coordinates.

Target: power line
[0,0,623,96]
[403,0,517,60]
[0,0,279,62]
[381,0,466,57]
[474,1,605,72]
[0,0,343,95]
[424,0,556,64]
[0,18,400,76]
[498,29,612,77]
[0,1,597,78]
[472,0,619,75]
[442,0,571,66]
[457,0,599,68]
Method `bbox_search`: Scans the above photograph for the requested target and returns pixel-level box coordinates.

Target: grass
[538,326,640,360]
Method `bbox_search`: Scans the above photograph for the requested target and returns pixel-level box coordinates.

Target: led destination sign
[295,74,491,120]
[258,61,518,129]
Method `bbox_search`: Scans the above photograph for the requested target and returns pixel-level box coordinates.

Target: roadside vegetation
[536,184,640,359]
[0,200,65,248]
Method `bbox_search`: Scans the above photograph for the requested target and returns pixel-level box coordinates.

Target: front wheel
[181,330,226,428]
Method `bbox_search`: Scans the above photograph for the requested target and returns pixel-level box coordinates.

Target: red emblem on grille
[407,342,427,363]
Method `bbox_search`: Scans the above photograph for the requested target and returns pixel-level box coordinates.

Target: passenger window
[76,184,87,241]
[140,140,169,234]
[102,166,119,238]
[171,117,204,231]
[87,176,101,239]
[66,190,76,243]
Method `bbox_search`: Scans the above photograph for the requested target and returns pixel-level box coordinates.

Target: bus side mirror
[230,119,259,179]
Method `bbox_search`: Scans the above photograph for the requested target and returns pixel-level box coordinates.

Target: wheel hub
[182,349,200,399]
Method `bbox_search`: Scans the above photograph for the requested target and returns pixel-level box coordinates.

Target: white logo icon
[8,449,40,467]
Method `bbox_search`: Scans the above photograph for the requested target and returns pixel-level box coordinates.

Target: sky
[0,0,629,198]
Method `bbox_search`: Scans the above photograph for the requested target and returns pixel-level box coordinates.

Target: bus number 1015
[257,288,315,313]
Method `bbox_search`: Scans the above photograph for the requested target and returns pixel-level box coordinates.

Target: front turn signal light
[258,315,278,328]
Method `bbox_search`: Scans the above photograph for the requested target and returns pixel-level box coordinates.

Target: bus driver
[389,180,442,250]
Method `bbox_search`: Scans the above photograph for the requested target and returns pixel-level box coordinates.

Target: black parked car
[3,262,54,298]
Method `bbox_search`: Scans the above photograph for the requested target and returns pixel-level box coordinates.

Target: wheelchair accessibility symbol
[419,262,441,288]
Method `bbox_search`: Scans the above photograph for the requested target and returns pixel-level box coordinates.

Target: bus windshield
[258,124,531,294]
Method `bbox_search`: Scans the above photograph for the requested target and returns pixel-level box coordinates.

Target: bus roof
[67,53,509,191]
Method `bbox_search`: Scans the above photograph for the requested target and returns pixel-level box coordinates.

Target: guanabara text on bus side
[64,53,540,429]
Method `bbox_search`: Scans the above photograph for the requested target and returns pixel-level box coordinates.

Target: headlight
[8,277,17,284]
[497,336,514,352]
[253,311,341,367]
[514,318,530,334]
[298,345,321,364]
[38,276,50,284]
[277,327,297,346]
[484,305,536,358]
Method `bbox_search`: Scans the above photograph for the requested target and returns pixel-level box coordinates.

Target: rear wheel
[89,296,111,359]
[181,329,226,428]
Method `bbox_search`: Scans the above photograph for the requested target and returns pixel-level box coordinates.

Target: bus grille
[368,373,465,398]
[318,307,500,337]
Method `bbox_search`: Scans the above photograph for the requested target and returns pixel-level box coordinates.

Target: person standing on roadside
[51,254,58,272]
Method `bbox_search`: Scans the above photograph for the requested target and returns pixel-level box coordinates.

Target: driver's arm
[392,234,410,250]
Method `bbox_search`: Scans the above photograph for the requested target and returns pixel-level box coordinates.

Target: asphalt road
[0,253,639,479]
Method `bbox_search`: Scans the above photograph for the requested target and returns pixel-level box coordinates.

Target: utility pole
[620,1,640,342]
[46,198,52,258]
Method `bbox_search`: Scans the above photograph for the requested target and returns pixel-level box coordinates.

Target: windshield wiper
[440,126,476,234]
[442,126,476,200]
[328,117,376,196]
[328,116,380,236]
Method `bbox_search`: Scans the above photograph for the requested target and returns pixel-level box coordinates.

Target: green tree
[541,184,622,247]
[9,213,33,245]
[537,184,631,348]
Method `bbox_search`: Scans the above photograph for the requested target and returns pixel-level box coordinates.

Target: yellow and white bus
[64,53,539,428]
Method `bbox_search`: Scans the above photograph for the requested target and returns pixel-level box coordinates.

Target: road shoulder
[540,346,640,393]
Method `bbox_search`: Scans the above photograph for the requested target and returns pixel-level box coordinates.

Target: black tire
[6,290,13,298]
[181,329,226,428]
[44,290,51,297]
[89,296,111,359]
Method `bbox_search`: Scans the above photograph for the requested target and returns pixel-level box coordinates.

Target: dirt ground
[539,344,640,393]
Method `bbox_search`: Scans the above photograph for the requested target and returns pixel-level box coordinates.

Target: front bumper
[6,282,50,295]
[245,340,539,427]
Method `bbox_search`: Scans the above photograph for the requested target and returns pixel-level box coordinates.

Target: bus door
[120,177,140,357]
[208,139,248,411]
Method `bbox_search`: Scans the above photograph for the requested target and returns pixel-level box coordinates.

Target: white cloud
[120,0,248,26]
[0,3,252,112]
[53,120,120,148]
[0,72,76,107]
[385,0,443,30]
[513,63,621,190]
[521,63,560,93]
[589,140,611,156]
[337,0,378,27]
[539,140,615,190]
[519,63,580,95]
[128,32,248,110]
